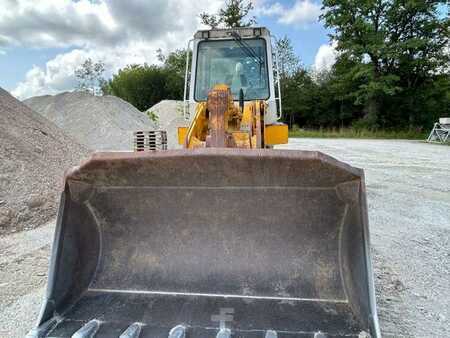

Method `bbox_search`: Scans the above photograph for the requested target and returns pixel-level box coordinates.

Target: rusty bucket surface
[28,149,379,338]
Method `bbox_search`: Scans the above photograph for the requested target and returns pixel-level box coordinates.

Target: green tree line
[282,0,449,131]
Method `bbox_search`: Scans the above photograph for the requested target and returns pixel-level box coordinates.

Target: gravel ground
[0,139,449,337]
[0,221,53,337]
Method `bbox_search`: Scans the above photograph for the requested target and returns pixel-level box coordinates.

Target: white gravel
[147,100,188,149]
[0,139,448,337]
[0,87,88,234]
[25,91,157,151]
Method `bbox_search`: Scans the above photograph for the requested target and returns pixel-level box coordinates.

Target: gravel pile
[147,100,188,149]
[0,87,88,234]
[25,91,157,151]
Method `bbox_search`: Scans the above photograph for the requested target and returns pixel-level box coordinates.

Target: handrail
[183,39,194,120]
[270,35,283,120]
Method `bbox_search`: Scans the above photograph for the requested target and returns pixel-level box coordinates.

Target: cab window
[195,38,269,101]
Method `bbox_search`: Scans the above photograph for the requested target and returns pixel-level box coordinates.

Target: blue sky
[0,0,332,98]
[257,8,331,66]
[0,47,73,91]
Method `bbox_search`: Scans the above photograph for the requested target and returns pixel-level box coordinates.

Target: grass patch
[289,128,428,140]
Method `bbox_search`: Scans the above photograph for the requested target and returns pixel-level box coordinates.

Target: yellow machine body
[264,124,288,145]
[179,84,287,149]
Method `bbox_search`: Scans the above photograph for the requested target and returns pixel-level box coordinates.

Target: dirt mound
[25,91,156,151]
[0,87,88,234]
[147,100,188,149]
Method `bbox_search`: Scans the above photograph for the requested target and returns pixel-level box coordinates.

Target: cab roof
[194,27,270,40]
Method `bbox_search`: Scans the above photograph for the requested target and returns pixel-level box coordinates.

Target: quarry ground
[0,139,449,338]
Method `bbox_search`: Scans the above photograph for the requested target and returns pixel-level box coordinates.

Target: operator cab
[195,37,270,101]
[185,27,281,124]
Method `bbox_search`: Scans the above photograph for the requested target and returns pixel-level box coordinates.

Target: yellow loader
[27,27,380,338]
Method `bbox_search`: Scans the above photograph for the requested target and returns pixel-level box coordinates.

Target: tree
[275,36,302,127]
[321,0,449,128]
[104,50,188,111]
[281,68,316,128]
[105,64,184,111]
[276,36,301,79]
[74,58,105,95]
[199,13,222,29]
[200,0,256,28]
[157,48,190,76]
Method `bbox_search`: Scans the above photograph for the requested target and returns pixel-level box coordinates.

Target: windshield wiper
[230,31,264,66]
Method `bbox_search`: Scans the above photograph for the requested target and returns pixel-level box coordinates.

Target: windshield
[195,38,269,101]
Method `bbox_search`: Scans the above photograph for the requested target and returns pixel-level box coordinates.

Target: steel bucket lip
[65,148,364,185]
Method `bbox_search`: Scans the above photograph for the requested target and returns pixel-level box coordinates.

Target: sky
[0,0,337,99]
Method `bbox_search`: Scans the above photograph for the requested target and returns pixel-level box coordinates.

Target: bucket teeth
[71,319,100,338]
[168,325,186,338]
[265,330,277,338]
[216,328,231,338]
[120,323,144,338]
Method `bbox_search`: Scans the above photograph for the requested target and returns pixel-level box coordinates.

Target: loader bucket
[28,149,379,338]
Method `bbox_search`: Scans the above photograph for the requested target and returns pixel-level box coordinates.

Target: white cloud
[13,49,97,99]
[257,2,284,16]
[2,0,223,99]
[12,40,173,99]
[279,0,322,25]
[0,0,223,50]
[313,42,338,72]
[257,0,321,27]
[0,0,119,48]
